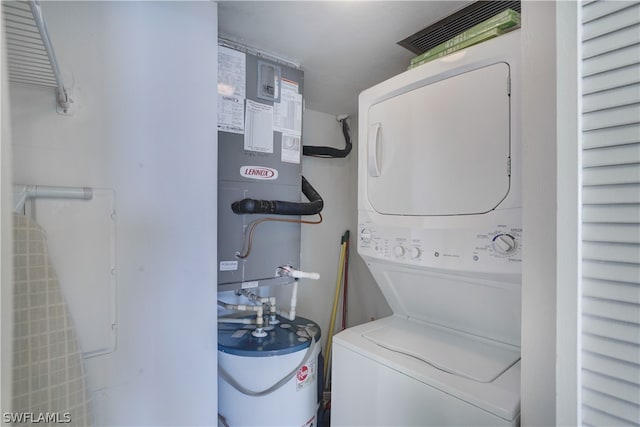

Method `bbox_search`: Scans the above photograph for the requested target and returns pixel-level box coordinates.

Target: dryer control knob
[360,228,372,244]
[409,246,421,259]
[492,234,517,254]
[393,245,406,258]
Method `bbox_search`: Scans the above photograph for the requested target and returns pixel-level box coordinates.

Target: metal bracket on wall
[4,0,74,115]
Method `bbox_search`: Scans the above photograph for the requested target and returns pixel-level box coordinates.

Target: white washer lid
[362,319,519,383]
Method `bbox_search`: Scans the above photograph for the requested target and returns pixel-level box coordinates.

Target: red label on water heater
[297,365,309,382]
[240,165,278,180]
[296,361,315,391]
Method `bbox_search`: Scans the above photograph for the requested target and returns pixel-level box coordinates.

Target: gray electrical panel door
[217,45,304,291]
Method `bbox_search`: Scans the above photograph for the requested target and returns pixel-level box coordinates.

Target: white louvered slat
[583,278,640,304]
[583,163,640,186]
[582,24,640,59]
[583,125,640,150]
[583,260,640,284]
[583,103,640,131]
[583,83,640,113]
[582,388,640,425]
[583,241,640,264]
[582,405,636,427]
[583,315,640,344]
[582,43,640,78]
[582,184,640,204]
[583,205,640,224]
[583,3,640,41]
[582,223,640,244]
[583,63,640,95]
[581,4,640,417]
[582,0,638,24]
[583,334,640,365]
[583,351,640,385]
[582,297,640,324]
[583,369,640,405]
[583,143,640,167]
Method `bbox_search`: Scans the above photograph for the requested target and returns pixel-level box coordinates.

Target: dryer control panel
[358,210,522,276]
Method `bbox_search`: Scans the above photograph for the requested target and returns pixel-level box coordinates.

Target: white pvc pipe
[239,290,279,325]
[217,301,261,313]
[289,270,320,280]
[277,281,298,321]
[218,300,266,337]
[31,185,92,200]
[14,185,93,213]
[277,266,320,280]
[240,290,270,304]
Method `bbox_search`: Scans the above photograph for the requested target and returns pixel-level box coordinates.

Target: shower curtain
[12,213,92,426]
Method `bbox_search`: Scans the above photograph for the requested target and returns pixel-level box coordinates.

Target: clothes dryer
[332,30,522,426]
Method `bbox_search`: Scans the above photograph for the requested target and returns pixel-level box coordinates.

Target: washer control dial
[409,246,421,259]
[360,228,372,244]
[492,233,517,254]
[393,245,406,258]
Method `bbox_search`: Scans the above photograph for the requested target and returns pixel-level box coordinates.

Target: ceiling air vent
[398,1,521,55]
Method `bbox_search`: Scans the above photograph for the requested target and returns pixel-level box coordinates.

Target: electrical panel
[217,43,304,291]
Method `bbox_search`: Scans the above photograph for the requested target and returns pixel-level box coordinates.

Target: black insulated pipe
[231,176,324,216]
[302,118,352,158]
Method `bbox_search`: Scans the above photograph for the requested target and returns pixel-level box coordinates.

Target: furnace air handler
[217,43,306,292]
[216,43,325,427]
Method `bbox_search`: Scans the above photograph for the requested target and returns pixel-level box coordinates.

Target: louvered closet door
[581,1,640,426]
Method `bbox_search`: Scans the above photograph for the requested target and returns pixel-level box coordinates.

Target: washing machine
[332,30,522,426]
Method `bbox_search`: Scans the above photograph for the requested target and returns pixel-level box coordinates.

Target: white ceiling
[218,1,471,116]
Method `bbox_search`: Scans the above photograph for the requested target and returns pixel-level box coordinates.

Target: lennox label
[240,165,279,180]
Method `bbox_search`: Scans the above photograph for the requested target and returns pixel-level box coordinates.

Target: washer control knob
[393,245,405,258]
[492,234,517,254]
[409,246,421,259]
[360,228,372,244]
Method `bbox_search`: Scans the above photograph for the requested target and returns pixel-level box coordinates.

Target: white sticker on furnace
[220,261,238,271]
[241,281,259,289]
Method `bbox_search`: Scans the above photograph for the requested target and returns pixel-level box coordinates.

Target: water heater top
[218,315,321,357]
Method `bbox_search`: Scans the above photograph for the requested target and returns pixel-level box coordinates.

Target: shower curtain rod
[14,184,93,213]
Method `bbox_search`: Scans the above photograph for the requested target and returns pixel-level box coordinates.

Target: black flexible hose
[231,176,323,215]
[302,118,352,158]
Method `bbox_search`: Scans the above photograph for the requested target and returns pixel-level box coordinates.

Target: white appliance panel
[367,63,511,216]
[368,262,521,346]
[362,320,520,382]
[358,208,522,276]
[332,317,521,426]
[357,207,522,346]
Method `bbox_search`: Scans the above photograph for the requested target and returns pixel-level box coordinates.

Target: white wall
[555,1,581,424]
[521,1,580,425]
[1,7,14,419]
[294,109,390,354]
[9,2,218,425]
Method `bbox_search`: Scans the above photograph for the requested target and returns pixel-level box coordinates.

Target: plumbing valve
[277,265,320,280]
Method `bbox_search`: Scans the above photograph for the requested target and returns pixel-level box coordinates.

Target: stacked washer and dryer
[332,31,522,426]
